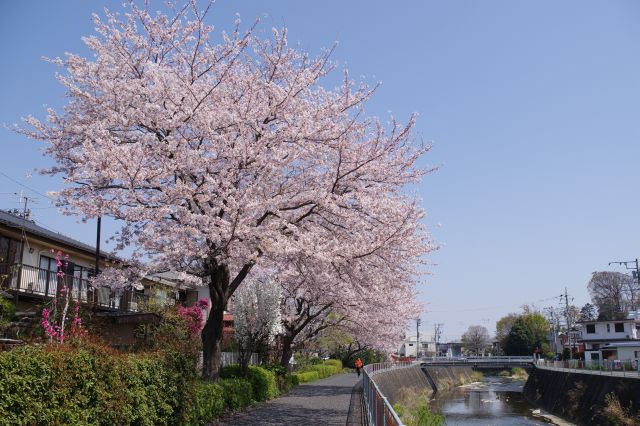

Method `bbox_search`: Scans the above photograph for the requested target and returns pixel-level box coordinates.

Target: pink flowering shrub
[178,298,210,336]
[40,249,87,343]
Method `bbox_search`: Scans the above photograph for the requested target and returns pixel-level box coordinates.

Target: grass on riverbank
[393,388,445,426]
[469,371,484,382]
[604,393,640,426]
[497,367,528,380]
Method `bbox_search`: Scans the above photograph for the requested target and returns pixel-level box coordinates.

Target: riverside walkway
[217,373,360,426]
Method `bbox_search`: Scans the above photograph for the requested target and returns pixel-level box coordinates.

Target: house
[397,335,437,358]
[578,314,640,362]
[438,341,463,358]
[0,210,194,345]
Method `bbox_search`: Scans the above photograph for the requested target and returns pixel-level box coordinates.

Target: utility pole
[15,192,36,308]
[608,259,640,311]
[544,306,561,356]
[415,318,421,359]
[94,216,102,275]
[561,287,575,359]
[434,323,443,356]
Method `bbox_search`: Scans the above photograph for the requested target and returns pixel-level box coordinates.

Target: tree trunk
[239,348,252,375]
[202,292,226,380]
[280,334,295,368]
[201,263,230,381]
[201,260,254,380]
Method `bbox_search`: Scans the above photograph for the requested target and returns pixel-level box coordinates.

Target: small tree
[234,278,281,374]
[40,250,86,343]
[588,271,635,319]
[495,313,519,352]
[461,325,490,355]
[579,303,598,322]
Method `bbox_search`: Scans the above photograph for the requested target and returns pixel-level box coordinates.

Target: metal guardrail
[419,356,534,366]
[362,361,415,426]
[536,359,640,377]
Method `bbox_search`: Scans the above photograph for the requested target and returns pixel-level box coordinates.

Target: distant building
[578,314,640,362]
[397,335,437,358]
[438,342,463,358]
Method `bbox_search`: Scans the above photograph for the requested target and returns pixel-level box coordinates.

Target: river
[429,376,560,425]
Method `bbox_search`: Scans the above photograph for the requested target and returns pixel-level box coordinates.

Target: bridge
[420,356,535,369]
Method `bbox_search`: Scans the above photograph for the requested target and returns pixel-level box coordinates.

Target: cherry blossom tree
[233,277,280,373]
[21,2,433,379]
[276,251,422,366]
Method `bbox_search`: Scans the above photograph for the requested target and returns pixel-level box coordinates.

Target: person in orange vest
[355,357,363,377]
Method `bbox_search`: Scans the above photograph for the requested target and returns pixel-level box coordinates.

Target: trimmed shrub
[0,344,196,426]
[307,364,337,379]
[275,373,296,394]
[291,371,319,385]
[246,366,279,401]
[323,359,343,370]
[219,365,243,378]
[220,365,279,402]
[219,378,253,410]
[190,381,224,425]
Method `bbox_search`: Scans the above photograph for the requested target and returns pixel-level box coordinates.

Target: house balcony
[0,263,154,313]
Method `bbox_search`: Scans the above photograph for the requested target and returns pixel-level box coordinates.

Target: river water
[429,376,556,425]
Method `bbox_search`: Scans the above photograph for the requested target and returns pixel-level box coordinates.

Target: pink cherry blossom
[21,2,435,378]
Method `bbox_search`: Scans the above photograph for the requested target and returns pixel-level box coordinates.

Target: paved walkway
[217,373,360,426]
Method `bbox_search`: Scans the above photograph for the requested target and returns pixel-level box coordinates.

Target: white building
[579,315,640,362]
[397,335,437,358]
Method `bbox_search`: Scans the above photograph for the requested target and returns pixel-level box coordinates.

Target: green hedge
[291,371,319,385]
[290,359,342,385]
[190,382,224,425]
[0,345,196,426]
[323,359,343,370]
[220,365,279,402]
[307,364,337,379]
[219,378,253,410]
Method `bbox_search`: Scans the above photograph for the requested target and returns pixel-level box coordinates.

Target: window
[590,353,600,360]
[586,324,596,334]
[615,323,625,333]
[37,255,60,295]
[592,344,600,350]
[635,351,640,359]
[72,265,92,302]
[408,343,413,346]
[607,324,611,333]
[0,235,21,264]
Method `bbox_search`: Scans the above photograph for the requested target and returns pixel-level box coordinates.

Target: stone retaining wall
[523,366,640,425]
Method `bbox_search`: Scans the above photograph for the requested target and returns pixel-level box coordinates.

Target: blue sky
[2,1,640,340]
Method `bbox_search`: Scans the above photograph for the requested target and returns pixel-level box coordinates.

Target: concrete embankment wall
[372,365,475,406]
[524,366,640,425]
[423,365,475,392]
[373,365,432,405]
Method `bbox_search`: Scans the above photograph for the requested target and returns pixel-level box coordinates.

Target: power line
[426,296,559,313]
[0,171,54,200]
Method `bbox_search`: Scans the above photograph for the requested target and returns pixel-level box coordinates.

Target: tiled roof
[0,210,115,259]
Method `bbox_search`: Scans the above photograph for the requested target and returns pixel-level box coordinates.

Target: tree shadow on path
[216,373,359,426]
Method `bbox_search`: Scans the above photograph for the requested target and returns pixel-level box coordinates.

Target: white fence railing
[420,356,534,365]
[362,361,416,426]
[536,358,640,377]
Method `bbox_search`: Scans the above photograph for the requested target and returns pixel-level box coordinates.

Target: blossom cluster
[177,298,210,336]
